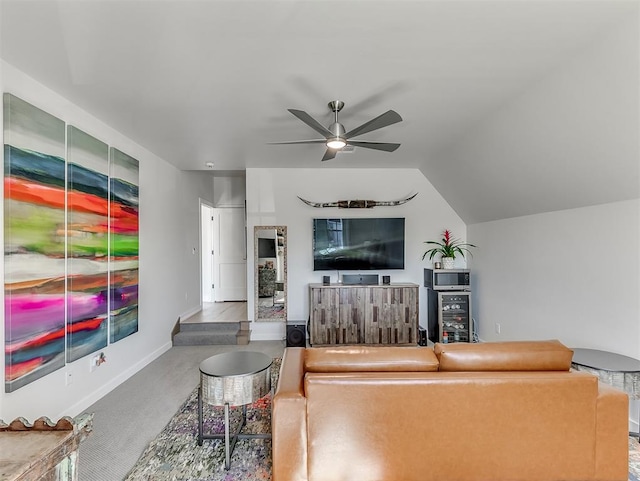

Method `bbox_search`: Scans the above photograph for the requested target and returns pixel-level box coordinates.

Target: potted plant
[422,229,476,269]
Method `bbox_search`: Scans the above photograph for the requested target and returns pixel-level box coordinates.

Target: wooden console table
[0,414,93,481]
[309,283,419,346]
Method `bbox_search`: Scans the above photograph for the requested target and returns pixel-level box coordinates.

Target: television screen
[258,237,276,258]
[313,218,405,271]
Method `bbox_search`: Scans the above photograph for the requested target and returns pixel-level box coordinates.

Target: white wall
[468,199,640,359]
[246,167,467,339]
[213,175,246,207]
[0,61,212,421]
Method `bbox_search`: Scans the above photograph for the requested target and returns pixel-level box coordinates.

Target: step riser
[173,332,239,346]
[172,320,251,346]
[180,322,240,332]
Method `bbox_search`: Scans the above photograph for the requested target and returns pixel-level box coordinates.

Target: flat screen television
[258,237,276,258]
[313,218,405,271]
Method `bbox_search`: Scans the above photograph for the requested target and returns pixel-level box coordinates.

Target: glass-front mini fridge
[438,292,472,343]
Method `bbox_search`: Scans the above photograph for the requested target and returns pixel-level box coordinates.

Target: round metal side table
[571,348,640,439]
[197,351,273,469]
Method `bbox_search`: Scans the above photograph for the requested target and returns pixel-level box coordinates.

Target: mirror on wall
[254,226,287,322]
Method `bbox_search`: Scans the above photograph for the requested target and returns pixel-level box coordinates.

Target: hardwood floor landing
[182,302,248,324]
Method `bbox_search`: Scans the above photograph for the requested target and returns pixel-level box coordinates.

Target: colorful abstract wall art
[4,94,142,392]
[66,127,110,362]
[109,148,139,343]
[4,93,67,392]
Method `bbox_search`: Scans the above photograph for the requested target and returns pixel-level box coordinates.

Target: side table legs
[631,401,640,440]
[198,385,203,446]
[197,387,268,470]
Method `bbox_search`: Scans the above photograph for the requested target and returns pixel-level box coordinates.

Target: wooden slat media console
[309,283,419,346]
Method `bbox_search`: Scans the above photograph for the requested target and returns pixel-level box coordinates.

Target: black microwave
[424,268,470,291]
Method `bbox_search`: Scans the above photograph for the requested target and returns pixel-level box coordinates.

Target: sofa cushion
[435,340,573,371]
[304,370,597,481]
[304,346,439,372]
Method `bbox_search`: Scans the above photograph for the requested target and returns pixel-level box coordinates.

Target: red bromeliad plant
[422,229,476,261]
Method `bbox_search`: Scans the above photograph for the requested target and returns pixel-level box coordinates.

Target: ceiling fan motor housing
[328,122,346,138]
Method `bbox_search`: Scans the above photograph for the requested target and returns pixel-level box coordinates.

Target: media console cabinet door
[310,286,341,345]
[309,284,418,346]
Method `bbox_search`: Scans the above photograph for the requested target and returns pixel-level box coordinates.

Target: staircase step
[173,329,239,346]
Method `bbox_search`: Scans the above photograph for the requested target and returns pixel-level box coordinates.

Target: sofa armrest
[595,381,629,480]
[272,348,308,481]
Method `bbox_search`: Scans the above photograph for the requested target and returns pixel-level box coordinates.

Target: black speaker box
[418,326,428,346]
[322,275,331,286]
[286,324,306,347]
[382,275,391,285]
[342,274,379,285]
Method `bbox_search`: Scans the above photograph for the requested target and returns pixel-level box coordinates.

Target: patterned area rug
[127,357,640,480]
[125,359,281,481]
[630,437,640,481]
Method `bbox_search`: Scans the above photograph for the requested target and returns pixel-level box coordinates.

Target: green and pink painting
[109,148,139,343]
[4,94,139,392]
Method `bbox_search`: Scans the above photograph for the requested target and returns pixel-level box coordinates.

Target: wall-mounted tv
[313,218,405,271]
[258,237,276,258]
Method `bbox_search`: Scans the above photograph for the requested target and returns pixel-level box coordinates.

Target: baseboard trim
[60,341,173,419]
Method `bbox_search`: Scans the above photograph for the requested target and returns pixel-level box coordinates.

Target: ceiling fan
[269,100,402,161]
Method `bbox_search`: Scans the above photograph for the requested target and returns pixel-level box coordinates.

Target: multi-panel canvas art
[4,94,67,392]
[4,94,141,392]
[109,148,139,343]
[66,127,110,362]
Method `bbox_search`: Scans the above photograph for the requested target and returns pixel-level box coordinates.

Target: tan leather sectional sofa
[272,340,629,481]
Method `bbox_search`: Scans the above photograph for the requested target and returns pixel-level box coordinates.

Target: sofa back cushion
[435,340,573,371]
[304,371,597,481]
[304,346,439,373]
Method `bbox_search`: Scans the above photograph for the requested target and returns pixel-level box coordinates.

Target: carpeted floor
[126,357,640,481]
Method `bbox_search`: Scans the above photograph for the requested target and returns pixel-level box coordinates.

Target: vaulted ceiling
[1,0,638,223]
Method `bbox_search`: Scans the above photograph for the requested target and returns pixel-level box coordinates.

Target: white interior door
[201,204,215,303]
[213,207,247,301]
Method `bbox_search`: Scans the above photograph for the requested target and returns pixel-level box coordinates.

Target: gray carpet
[78,342,285,481]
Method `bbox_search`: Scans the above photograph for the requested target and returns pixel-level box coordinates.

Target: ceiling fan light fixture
[326,138,346,149]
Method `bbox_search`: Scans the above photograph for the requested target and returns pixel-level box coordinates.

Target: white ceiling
[1,0,638,223]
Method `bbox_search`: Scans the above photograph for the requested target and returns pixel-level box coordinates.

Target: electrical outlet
[495,322,501,334]
[90,355,99,372]
[65,371,73,386]
[90,352,106,372]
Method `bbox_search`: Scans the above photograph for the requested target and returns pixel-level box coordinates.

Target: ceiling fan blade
[288,109,333,138]
[344,110,402,139]
[347,140,401,152]
[321,149,337,162]
[267,139,327,145]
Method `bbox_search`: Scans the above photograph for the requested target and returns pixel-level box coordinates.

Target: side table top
[200,351,272,378]
[571,348,640,373]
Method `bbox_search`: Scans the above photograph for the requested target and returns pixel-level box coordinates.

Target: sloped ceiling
[0,0,638,223]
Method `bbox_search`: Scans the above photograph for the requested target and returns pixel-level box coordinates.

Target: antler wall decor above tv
[297,193,417,209]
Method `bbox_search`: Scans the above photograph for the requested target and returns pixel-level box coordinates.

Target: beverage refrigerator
[425,289,472,344]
